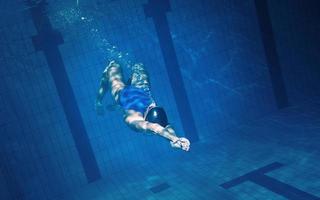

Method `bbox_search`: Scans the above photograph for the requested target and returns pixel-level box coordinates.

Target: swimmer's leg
[130,63,152,96]
[104,61,126,102]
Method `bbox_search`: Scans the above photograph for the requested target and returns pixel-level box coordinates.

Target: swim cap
[145,107,168,127]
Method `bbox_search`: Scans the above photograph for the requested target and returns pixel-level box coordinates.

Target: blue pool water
[1,0,320,199]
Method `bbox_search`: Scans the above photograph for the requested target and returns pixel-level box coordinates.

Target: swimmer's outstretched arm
[125,111,190,151]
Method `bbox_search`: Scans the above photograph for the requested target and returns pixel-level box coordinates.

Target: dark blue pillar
[27,0,101,182]
[254,0,289,109]
[221,162,320,200]
[144,0,199,142]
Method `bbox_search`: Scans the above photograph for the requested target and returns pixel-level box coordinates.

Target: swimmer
[95,61,190,151]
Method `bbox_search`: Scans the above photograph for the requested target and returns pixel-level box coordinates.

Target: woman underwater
[95,61,190,151]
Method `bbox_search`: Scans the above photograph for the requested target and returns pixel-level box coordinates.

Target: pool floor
[56,99,320,200]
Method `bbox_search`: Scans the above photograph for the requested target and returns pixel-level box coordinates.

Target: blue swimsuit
[118,86,154,114]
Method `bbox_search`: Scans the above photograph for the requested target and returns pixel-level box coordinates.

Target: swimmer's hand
[170,137,190,151]
[95,100,105,115]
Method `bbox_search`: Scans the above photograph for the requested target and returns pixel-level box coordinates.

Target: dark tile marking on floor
[143,0,199,142]
[27,0,101,183]
[150,182,171,193]
[254,0,289,109]
[220,162,284,189]
[221,162,320,200]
